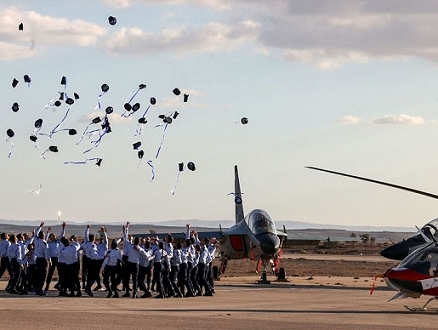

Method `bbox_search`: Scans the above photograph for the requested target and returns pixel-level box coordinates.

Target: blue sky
[2,1,438,228]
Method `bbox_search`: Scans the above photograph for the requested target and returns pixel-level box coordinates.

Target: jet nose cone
[259,234,280,256]
[380,241,410,261]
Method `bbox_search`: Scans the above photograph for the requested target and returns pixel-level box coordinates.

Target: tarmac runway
[0,278,437,329]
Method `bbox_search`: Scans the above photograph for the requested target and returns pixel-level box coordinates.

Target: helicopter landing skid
[404,297,438,312]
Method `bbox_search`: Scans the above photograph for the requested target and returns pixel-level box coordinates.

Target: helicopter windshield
[398,244,438,276]
[246,209,276,235]
[408,218,438,241]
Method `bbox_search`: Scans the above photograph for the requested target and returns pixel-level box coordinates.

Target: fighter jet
[217,165,287,283]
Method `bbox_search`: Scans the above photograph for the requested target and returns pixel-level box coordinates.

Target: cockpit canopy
[245,209,277,235]
[398,244,438,276]
[409,218,438,241]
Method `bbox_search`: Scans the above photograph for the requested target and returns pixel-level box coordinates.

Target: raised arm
[84,225,90,243]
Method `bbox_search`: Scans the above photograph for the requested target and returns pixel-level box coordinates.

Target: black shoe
[122,292,130,297]
[141,292,152,298]
[67,293,75,297]
[106,291,113,298]
[54,283,61,291]
[93,285,102,292]
[196,291,202,296]
[112,292,119,298]
[204,291,213,296]
[76,291,82,297]
[174,293,183,298]
[155,294,164,299]
[9,288,19,294]
[37,290,46,296]
[84,288,93,297]
[19,290,28,295]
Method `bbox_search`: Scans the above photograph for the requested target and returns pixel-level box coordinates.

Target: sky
[2,1,438,228]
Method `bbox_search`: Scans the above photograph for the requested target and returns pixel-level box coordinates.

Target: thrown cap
[133,141,141,150]
[173,88,181,96]
[34,118,43,128]
[11,102,19,112]
[187,162,196,171]
[12,78,19,88]
[108,16,117,25]
[101,83,109,92]
[6,129,14,138]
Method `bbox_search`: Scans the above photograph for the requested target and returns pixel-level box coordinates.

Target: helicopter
[307,166,438,310]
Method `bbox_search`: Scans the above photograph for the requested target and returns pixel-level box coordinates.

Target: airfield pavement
[0,253,437,330]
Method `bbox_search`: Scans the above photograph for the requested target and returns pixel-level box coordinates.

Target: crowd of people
[0,222,218,298]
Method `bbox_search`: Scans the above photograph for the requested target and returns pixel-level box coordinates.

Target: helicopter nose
[380,236,427,261]
[380,241,410,260]
[258,234,280,256]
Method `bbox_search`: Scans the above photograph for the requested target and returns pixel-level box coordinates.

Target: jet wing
[221,220,251,236]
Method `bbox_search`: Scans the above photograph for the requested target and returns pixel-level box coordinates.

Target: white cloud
[372,114,426,125]
[0,7,107,60]
[100,21,258,55]
[102,0,232,11]
[78,111,132,124]
[336,115,361,124]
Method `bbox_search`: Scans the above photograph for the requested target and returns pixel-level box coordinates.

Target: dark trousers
[121,255,130,290]
[73,261,81,292]
[10,258,20,289]
[190,264,201,294]
[138,265,151,293]
[127,261,139,293]
[57,262,66,292]
[103,265,118,293]
[36,257,47,292]
[86,259,99,290]
[177,263,193,295]
[0,256,11,279]
[95,259,104,286]
[207,262,214,290]
[0,257,12,289]
[170,265,181,295]
[66,263,77,294]
[198,263,212,294]
[81,255,89,287]
[153,262,164,296]
[46,257,58,286]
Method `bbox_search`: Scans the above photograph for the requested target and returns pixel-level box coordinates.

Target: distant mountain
[0,218,413,233]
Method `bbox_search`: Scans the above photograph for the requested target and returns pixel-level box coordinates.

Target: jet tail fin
[234,165,244,224]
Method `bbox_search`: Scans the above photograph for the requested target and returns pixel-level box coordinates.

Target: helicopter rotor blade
[306,166,438,201]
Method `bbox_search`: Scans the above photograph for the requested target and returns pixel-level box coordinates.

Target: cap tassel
[154,123,169,159]
[6,138,14,158]
[171,171,183,195]
[147,160,155,182]
[64,157,102,166]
